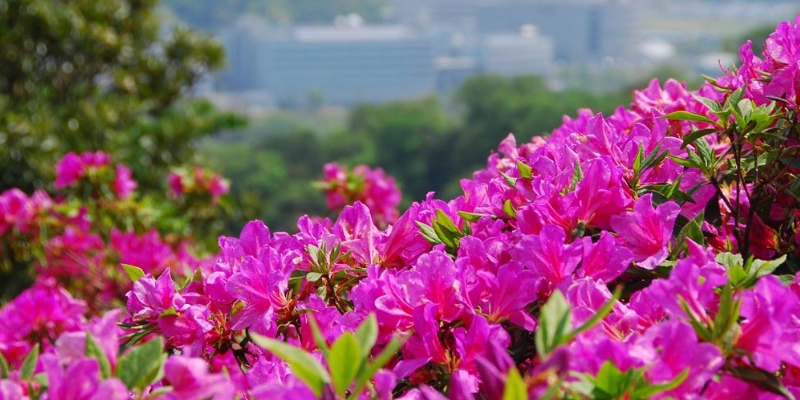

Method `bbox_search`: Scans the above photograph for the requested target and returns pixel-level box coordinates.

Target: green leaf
[122,264,145,282]
[435,209,459,234]
[354,314,378,356]
[86,333,112,379]
[694,137,715,168]
[501,172,517,189]
[691,93,721,112]
[726,87,746,111]
[159,307,178,317]
[641,143,669,172]
[503,199,517,219]
[517,159,532,179]
[679,297,712,342]
[570,161,584,191]
[502,368,528,400]
[661,111,716,125]
[632,144,645,172]
[535,290,572,358]
[535,375,565,400]
[350,333,408,400]
[329,333,364,396]
[681,128,718,149]
[778,274,796,285]
[711,284,740,343]
[750,255,787,279]
[432,219,456,248]
[306,272,323,282]
[716,252,744,269]
[672,213,705,257]
[729,366,796,400]
[668,154,701,169]
[0,352,8,379]
[416,221,442,245]
[20,344,39,380]
[116,337,166,391]
[457,211,486,223]
[32,372,48,389]
[634,368,689,398]
[251,333,331,397]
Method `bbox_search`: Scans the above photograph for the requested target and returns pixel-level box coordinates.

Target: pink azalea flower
[513,224,582,284]
[55,309,122,367]
[168,172,184,196]
[0,380,26,400]
[55,152,85,188]
[162,356,234,400]
[225,254,288,335]
[112,164,137,199]
[126,268,180,321]
[479,261,539,330]
[0,284,87,366]
[578,231,634,283]
[40,354,128,400]
[412,250,466,322]
[395,303,448,379]
[610,194,680,269]
[634,320,724,397]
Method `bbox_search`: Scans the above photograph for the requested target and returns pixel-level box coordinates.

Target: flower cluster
[2,13,800,400]
[318,162,402,226]
[55,151,138,199]
[0,152,214,308]
[169,166,230,204]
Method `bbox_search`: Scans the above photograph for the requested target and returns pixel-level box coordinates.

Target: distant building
[216,8,560,106]
[482,26,555,76]
[389,0,639,64]
[218,17,436,106]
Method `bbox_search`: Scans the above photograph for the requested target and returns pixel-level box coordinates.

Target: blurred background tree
[0,0,243,194]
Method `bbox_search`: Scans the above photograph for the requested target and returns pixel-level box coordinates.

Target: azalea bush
[0,151,226,305]
[3,13,800,400]
[316,162,402,227]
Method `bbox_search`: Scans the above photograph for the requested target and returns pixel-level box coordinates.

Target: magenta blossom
[112,164,137,199]
[55,151,111,188]
[162,356,234,400]
[513,224,582,285]
[40,354,128,400]
[610,194,680,269]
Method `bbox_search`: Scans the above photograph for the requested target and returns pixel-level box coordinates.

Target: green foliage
[717,252,787,289]
[502,368,528,400]
[19,344,39,380]
[251,334,332,397]
[252,313,407,400]
[122,264,146,282]
[0,352,8,379]
[85,333,112,379]
[535,289,620,359]
[416,209,472,257]
[116,337,166,392]
[570,361,689,400]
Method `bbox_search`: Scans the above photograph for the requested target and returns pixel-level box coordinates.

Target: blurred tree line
[202,75,639,233]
